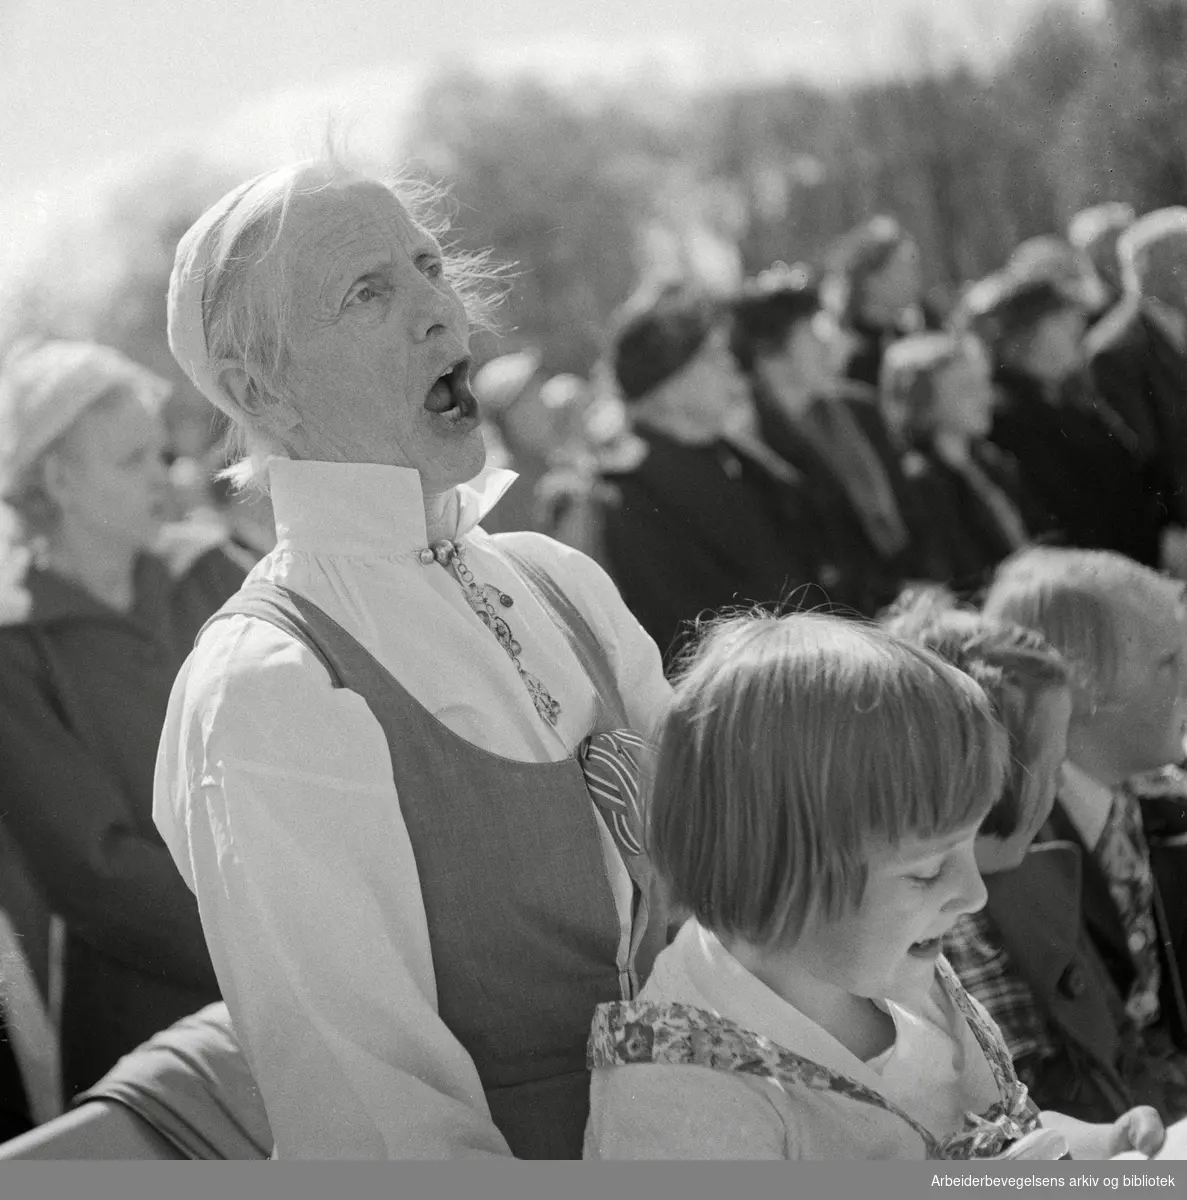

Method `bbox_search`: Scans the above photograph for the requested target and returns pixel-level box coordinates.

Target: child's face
[1092,589,1187,776]
[793,820,987,1007]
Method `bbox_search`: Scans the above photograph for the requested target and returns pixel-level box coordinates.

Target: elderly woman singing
[148,160,671,1160]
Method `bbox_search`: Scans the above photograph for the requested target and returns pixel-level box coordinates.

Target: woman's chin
[426,433,489,491]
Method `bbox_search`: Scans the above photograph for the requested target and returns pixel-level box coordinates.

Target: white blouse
[153,459,671,1159]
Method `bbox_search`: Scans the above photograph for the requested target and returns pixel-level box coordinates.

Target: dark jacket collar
[1044,797,1135,988]
[1,555,171,632]
[984,841,1085,996]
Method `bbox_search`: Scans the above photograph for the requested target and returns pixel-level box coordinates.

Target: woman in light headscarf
[882,331,1035,597]
[0,340,254,1118]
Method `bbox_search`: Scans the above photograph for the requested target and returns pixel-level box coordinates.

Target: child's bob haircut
[882,588,1071,839]
[982,547,1186,710]
[648,611,1008,949]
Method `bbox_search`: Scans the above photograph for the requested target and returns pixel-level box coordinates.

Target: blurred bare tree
[405,74,663,374]
[404,0,1187,373]
[6,0,1186,387]
[0,151,246,456]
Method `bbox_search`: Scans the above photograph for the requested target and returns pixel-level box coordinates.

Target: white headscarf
[166,162,311,421]
[0,340,170,499]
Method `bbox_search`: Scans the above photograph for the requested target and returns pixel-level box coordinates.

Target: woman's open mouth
[424,360,479,428]
[907,936,943,959]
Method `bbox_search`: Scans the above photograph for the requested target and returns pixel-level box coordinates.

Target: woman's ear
[215,361,300,433]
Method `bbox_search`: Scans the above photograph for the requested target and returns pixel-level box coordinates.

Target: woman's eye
[422,259,443,280]
[347,282,379,306]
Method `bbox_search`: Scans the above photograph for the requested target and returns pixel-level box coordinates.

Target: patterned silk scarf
[578,730,648,858]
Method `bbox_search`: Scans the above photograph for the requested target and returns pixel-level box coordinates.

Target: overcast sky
[0,0,1096,233]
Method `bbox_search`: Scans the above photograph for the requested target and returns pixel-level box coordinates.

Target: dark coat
[1045,794,1187,1055]
[843,323,894,391]
[953,787,1187,1123]
[753,387,928,616]
[901,441,1035,598]
[1087,298,1187,527]
[598,427,822,665]
[0,536,254,1097]
[988,366,1167,567]
[981,841,1133,1122]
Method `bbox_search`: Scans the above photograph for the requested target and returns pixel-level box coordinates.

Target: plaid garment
[942,912,1059,1064]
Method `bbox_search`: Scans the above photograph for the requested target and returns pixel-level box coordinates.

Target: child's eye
[908,868,944,887]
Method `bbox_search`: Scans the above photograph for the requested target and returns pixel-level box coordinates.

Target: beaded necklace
[419,537,562,727]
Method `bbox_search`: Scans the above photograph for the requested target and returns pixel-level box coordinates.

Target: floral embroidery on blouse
[587,956,1040,1159]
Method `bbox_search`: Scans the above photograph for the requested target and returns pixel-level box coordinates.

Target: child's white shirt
[866,990,992,1144]
[585,921,1002,1160]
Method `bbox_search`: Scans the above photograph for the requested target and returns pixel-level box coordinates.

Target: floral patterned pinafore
[588,956,1043,1159]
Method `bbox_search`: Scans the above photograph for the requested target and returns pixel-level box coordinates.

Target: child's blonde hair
[647,611,1007,949]
[883,588,1071,839]
[982,547,1185,711]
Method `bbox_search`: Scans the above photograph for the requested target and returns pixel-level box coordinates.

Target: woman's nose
[413,275,463,343]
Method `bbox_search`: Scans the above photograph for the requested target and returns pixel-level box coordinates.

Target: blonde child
[885,592,1140,1123]
[983,547,1187,1120]
[584,612,1163,1159]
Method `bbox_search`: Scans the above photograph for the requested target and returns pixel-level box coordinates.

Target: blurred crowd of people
[3,166,1187,1163]
[471,202,1187,666]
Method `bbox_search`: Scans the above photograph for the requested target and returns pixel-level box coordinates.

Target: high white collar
[269,459,517,558]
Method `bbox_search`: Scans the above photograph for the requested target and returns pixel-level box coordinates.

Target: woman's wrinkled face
[271,179,486,492]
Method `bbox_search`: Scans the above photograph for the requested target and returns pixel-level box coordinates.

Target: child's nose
[944,847,987,917]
